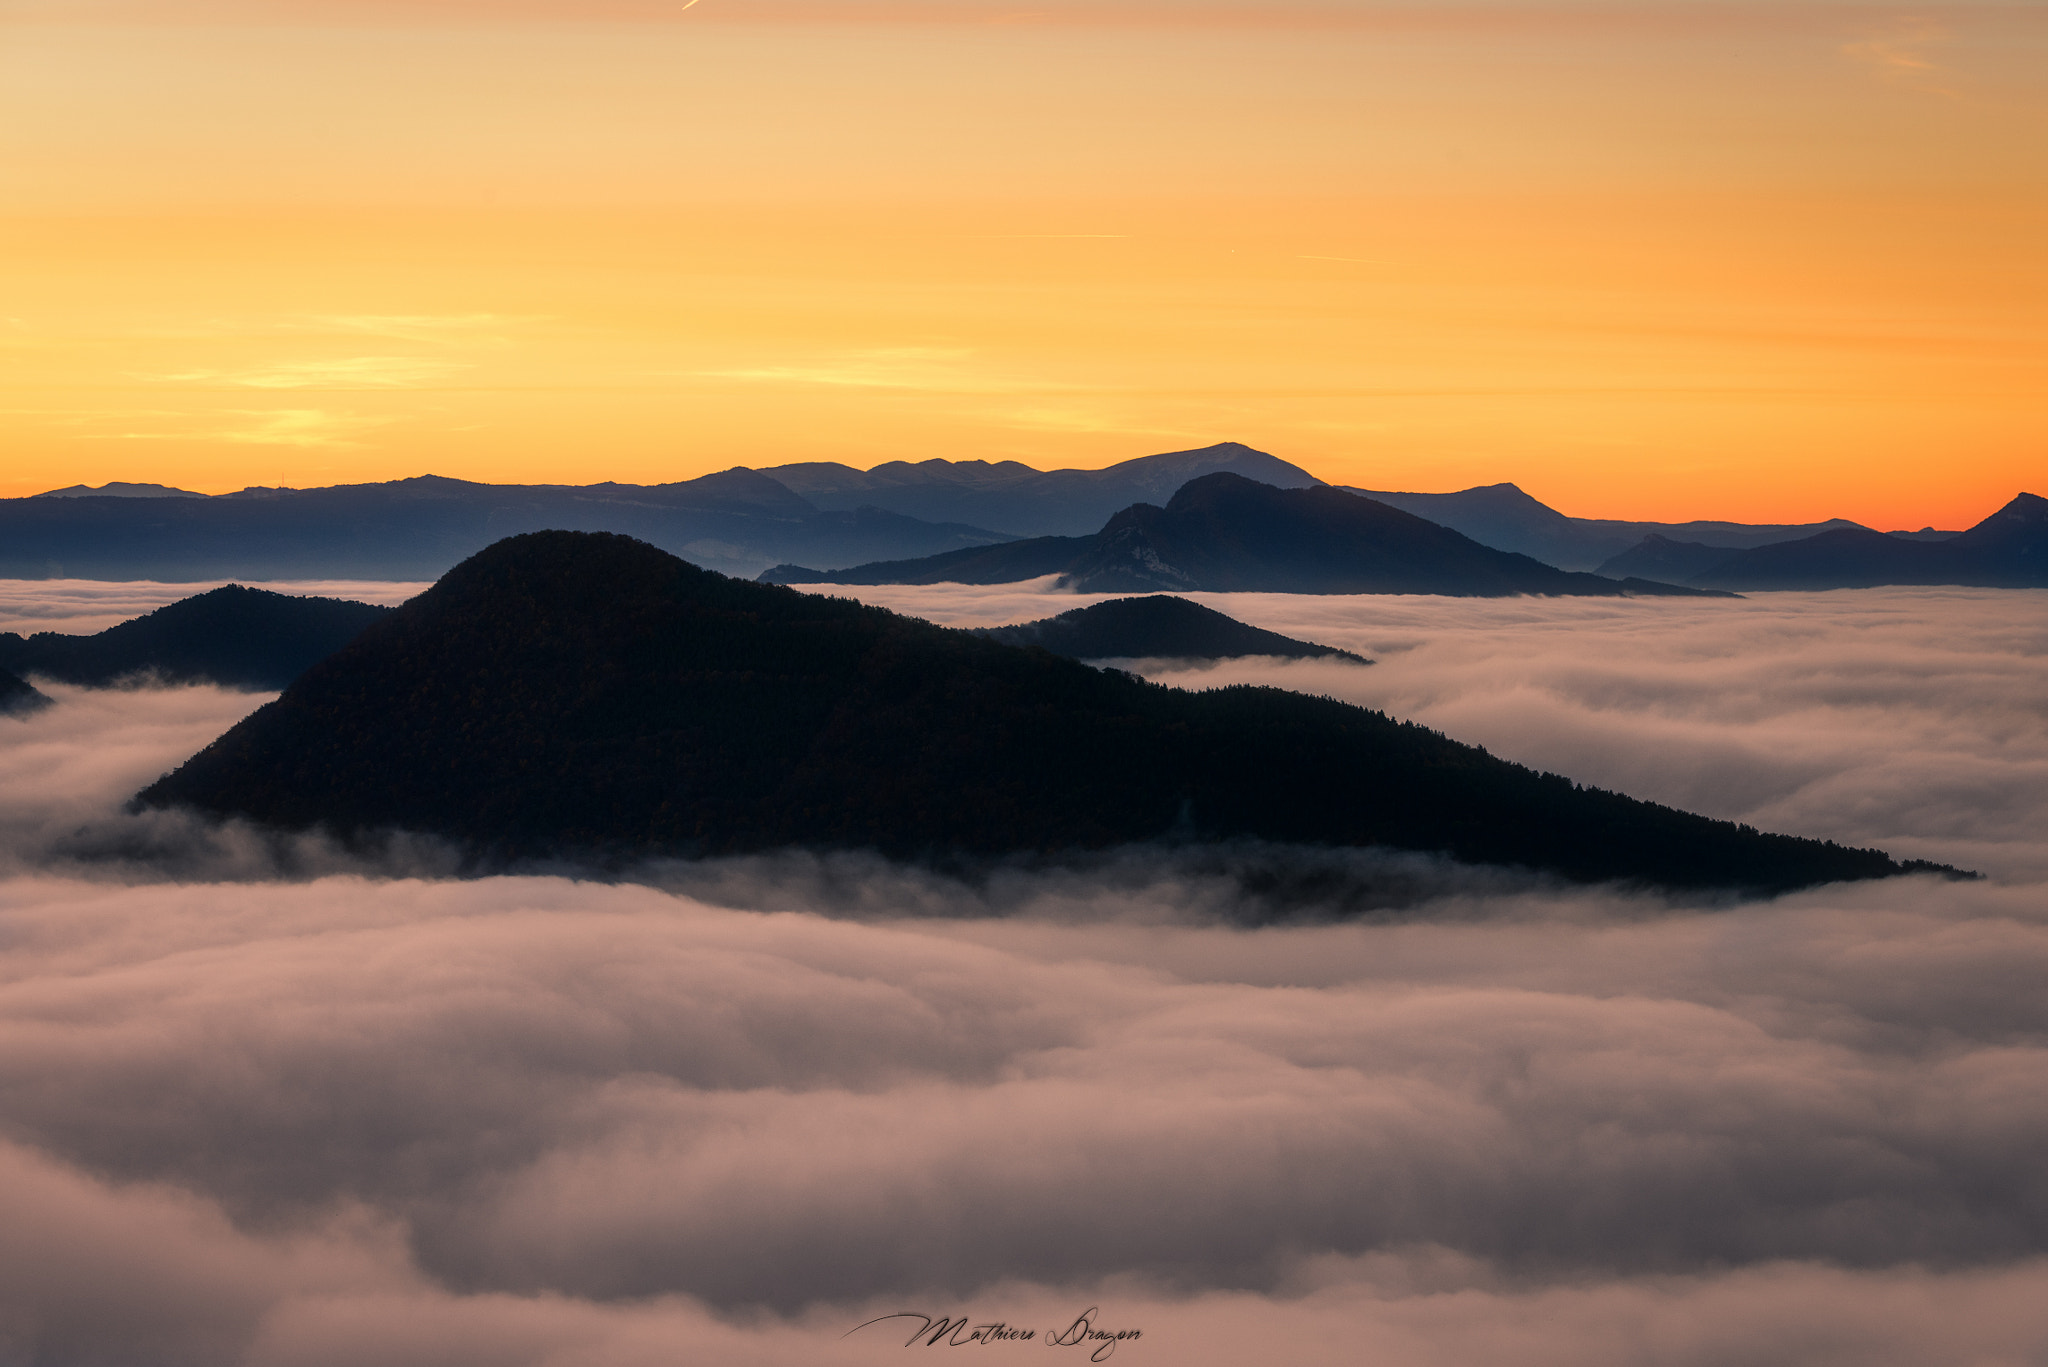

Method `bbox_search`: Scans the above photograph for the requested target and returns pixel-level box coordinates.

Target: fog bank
[826,584,2048,880]
[0,583,2041,1364]
[0,578,427,638]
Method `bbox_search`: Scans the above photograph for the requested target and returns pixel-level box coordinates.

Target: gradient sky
[3,0,2043,526]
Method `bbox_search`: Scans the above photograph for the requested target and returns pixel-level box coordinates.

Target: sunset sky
[4,0,2043,527]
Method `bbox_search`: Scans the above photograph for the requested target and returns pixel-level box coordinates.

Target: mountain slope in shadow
[0,585,394,690]
[1348,482,1863,572]
[1683,492,2047,590]
[1057,475,1722,595]
[137,532,1942,895]
[1595,534,1759,584]
[978,596,1369,664]
[0,667,50,717]
[768,475,1729,597]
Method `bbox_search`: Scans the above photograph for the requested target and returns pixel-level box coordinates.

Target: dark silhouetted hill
[1686,493,2047,590]
[0,667,49,717]
[1347,482,1863,571]
[978,596,1370,663]
[138,531,1937,894]
[0,585,393,690]
[764,441,1321,536]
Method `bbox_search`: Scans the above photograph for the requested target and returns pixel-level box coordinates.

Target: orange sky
[2,2,2043,528]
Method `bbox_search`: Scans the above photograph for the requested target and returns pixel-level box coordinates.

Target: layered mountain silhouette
[1348,482,1864,572]
[1600,492,2046,589]
[763,441,1320,536]
[0,667,49,717]
[0,470,1014,582]
[0,586,393,690]
[1594,535,1753,584]
[33,481,208,500]
[137,531,1941,893]
[2,445,1322,583]
[762,536,1091,586]
[977,596,1369,664]
[768,474,1727,596]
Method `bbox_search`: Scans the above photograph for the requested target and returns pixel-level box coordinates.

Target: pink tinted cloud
[0,582,2041,1363]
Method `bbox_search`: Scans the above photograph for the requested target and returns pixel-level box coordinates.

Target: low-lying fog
[1,581,2042,1366]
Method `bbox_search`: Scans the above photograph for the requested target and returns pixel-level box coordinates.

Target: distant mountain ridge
[0,471,1012,582]
[1668,492,2048,590]
[137,530,1946,894]
[1,444,1312,582]
[769,474,1728,598]
[0,585,394,690]
[19,447,2027,589]
[1593,534,1751,584]
[763,441,1321,536]
[33,481,209,500]
[1347,482,1865,572]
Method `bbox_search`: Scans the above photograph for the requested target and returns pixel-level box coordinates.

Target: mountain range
[4,444,1308,583]
[977,596,1369,664]
[1349,482,1872,572]
[758,441,1319,535]
[1598,492,2048,590]
[0,586,394,690]
[767,474,1729,597]
[17,444,2035,591]
[136,530,1950,894]
[33,481,209,500]
[0,470,1008,582]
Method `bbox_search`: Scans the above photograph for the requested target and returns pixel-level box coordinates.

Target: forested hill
[0,667,49,717]
[979,596,1369,663]
[0,586,393,691]
[139,532,1943,893]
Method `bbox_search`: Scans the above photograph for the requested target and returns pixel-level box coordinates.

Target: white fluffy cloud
[0,581,2041,1365]
[829,583,2048,878]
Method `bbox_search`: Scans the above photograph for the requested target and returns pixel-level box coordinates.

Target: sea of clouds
[0,580,2043,1366]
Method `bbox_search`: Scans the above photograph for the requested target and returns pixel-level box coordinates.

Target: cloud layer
[0,578,425,637]
[0,583,2041,1364]
[837,584,2048,879]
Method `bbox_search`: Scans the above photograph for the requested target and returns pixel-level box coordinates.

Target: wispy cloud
[694,346,1017,392]
[1843,16,1959,97]
[688,349,1188,438]
[308,314,536,345]
[215,408,391,446]
[86,408,391,448]
[149,357,466,390]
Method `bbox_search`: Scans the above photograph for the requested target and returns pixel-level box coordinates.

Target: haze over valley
[0,565,2042,1365]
